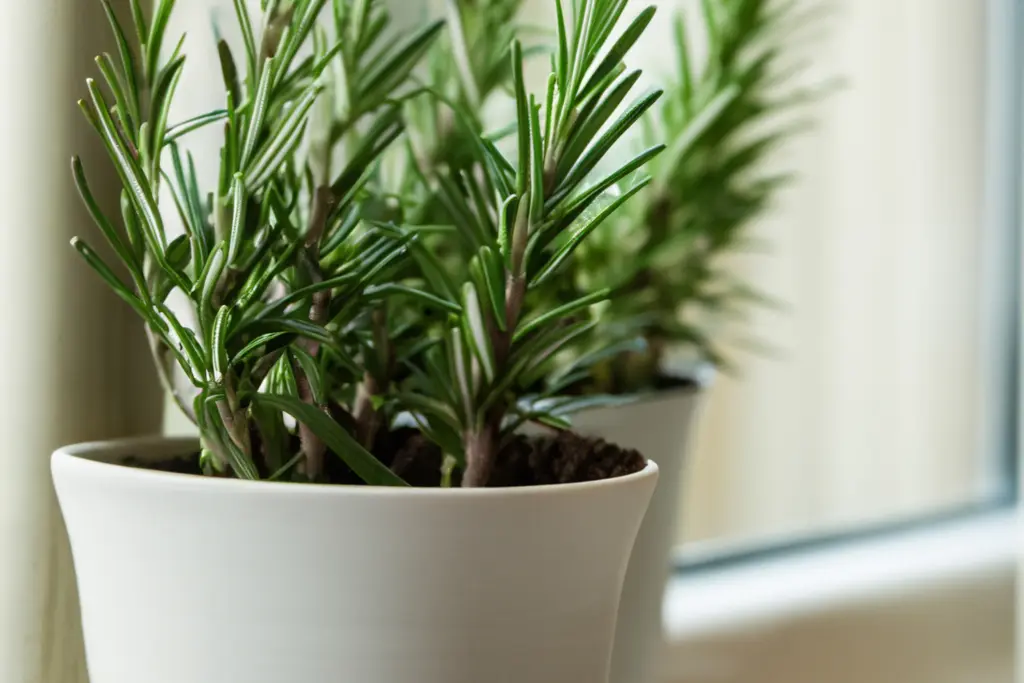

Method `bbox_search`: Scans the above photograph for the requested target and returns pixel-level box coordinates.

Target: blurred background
[645,0,1012,553]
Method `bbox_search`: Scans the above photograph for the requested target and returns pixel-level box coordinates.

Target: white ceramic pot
[52,436,658,683]
[572,388,702,683]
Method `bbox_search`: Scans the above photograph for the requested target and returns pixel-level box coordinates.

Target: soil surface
[126,429,646,488]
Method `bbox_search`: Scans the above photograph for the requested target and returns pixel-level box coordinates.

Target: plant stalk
[353,309,388,448]
[294,184,333,480]
[462,421,499,487]
[461,272,527,487]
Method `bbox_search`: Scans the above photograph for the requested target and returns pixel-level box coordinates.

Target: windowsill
[660,510,1016,683]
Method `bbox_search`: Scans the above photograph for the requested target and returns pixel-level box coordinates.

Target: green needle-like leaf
[227,174,248,265]
[101,0,140,127]
[157,302,209,380]
[552,88,663,199]
[211,305,232,380]
[240,59,274,170]
[233,0,258,77]
[254,393,408,486]
[150,56,186,169]
[245,84,321,190]
[94,54,133,140]
[231,332,289,366]
[164,110,229,145]
[461,282,495,382]
[356,20,444,111]
[533,178,651,284]
[217,39,242,106]
[257,318,335,346]
[511,40,529,195]
[70,237,148,320]
[82,81,166,257]
[514,288,611,342]
[578,6,656,101]
[289,346,324,405]
[364,284,461,314]
[528,97,544,224]
[146,0,176,82]
[71,157,145,294]
[556,69,642,182]
[198,243,226,313]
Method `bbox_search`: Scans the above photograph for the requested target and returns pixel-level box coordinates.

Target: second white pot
[53,437,658,683]
[572,387,702,683]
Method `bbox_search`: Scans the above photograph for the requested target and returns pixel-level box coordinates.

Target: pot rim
[52,435,658,498]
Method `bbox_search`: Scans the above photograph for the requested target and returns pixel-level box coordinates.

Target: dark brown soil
[122,452,203,476]
[488,431,646,486]
[126,429,646,488]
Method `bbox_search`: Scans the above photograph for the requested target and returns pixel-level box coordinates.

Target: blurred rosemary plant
[567,0,824,393]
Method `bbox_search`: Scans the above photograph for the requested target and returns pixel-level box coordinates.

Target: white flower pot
[52,436,658,683]
[572,388,702,683]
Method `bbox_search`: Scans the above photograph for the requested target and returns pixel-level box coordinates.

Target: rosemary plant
[73,0,664,488]
[567,0,822,392]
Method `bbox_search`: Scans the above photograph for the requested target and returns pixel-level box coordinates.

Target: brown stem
[492,273,526,367]
[216,399,246,450]
[259,3,294,64]
[293,356,326,480]
[215,375,253,474]
[294,184,334,480]
[647,336,666,374]
[353,307,390,448]
[462,274,527,488]
[305,186,332,254]
[462,421,499,488]
[352,372,382,449]
[294,287,331,480]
